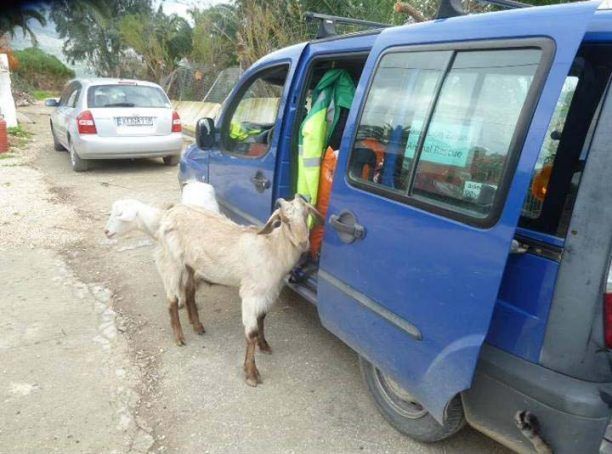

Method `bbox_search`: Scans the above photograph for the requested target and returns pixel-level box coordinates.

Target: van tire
[359,356,466,443]
[69,140,88,172]
[51,123,65,151]
[163,155,179,166]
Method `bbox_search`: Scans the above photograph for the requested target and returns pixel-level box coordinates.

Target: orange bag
[310,146,338,260]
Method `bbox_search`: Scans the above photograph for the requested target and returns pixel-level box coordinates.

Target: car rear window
[87,84,170,108]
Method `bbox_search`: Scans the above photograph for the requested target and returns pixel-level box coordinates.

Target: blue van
[180,1,612,452]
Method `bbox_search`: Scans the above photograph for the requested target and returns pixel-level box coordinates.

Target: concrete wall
[172,97,280,136]
[172,101,221,136]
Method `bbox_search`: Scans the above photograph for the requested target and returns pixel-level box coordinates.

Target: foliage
[0,4,47,46]
[8,126,32,139]
[118,5,193,85]
[13,47,75,91]
[32,90,60,100]
[50,0,151,77]
[190,5,238,76]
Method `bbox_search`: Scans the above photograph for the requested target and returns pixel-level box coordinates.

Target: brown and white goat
[154,196,322,386]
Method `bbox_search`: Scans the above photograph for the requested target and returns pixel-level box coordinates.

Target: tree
[119,5,193,85]
[0,4,46,47]
[50,0,151,77]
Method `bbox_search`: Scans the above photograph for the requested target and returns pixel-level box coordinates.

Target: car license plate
[116,116,154,127]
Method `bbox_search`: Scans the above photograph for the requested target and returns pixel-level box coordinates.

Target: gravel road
[0,104,510,454]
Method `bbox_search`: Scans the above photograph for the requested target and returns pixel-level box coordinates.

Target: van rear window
[348,46,543,223]
[87,85,170,108]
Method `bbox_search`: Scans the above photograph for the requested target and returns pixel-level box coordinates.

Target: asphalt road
[0,104,509,453]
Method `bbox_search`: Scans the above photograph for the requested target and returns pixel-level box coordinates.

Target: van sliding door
[316,1,598,422]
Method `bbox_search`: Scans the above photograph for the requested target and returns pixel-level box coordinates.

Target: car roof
[68,78,164,89]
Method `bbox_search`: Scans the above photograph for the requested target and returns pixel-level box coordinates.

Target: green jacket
[297,69,355,206]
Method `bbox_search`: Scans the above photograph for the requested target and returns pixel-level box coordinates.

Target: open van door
[316,2,599,422]
[207,45,305,224]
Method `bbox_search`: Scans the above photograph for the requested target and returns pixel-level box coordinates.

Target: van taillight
[77,110,97,134]
[172,111,182,133]
[604,264,612,348]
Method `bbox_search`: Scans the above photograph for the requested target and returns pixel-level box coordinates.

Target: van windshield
[87,85,171,108]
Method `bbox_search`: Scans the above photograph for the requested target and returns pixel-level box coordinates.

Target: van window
[348,51,451,191]
[348,47,543,222]
[410,49,541,218]
[521,76,578,221]
[223,65,288,158]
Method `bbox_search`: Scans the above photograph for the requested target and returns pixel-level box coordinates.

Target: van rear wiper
[104,102,135,107]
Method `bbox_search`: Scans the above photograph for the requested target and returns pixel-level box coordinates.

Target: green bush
[13,47,75,91]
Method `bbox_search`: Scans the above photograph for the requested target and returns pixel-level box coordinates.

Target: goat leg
[168,298,186,346]
[257,313,272,354]
[184,269,205,334]
[514,411,553,454]
[244,332,262,386]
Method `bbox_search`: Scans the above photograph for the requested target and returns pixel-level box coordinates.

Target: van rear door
[316,2,598,423]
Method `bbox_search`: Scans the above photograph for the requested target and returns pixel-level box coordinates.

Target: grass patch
[7,126,33,151]
[33,90,59,100]
[8,126,32,138]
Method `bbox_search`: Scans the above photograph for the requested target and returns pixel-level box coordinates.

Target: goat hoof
[245,373,262,387]
[258,341,272,354]
[193,323,205,335]
[175,337,186,346]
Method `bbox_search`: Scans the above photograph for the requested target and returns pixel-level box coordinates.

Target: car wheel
[69,140,89,172]
[50,123,65,151]
[359,356,465,443]
[163,155,180,166]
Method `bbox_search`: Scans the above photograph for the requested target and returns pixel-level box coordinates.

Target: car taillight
[172,111,182,133]
[77,110,97,135]
[604,262,612,348]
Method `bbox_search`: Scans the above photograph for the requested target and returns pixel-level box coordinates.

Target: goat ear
[258,210,282,235]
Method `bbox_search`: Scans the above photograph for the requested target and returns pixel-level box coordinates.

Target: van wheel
[50,123,65,151]
[163,155,179,166]
[69,140,88,172]
[359,356,465,443]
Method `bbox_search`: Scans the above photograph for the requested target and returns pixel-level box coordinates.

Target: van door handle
[329,210,366,244]
[250,171,271,193]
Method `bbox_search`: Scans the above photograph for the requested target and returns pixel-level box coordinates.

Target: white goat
[180,180,219,213]
[155,195,322,386]
[104,181,219,239]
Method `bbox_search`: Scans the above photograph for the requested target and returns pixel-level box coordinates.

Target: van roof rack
[305,12,390,39]
[436,0,530,19]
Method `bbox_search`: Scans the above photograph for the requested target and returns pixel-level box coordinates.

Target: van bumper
[463,344,612,453]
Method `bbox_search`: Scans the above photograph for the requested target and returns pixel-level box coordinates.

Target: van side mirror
[196,117,215,149]
[45,98,59,107]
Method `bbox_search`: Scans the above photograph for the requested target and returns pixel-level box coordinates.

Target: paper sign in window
[405,118,483,168]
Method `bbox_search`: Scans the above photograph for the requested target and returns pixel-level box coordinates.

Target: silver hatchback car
[46,78,183,172]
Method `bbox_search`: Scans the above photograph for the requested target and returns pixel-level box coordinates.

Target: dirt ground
[0,104,509,453]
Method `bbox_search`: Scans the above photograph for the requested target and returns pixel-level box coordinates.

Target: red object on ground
[310,146,338,260]
[0,116,8,153]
